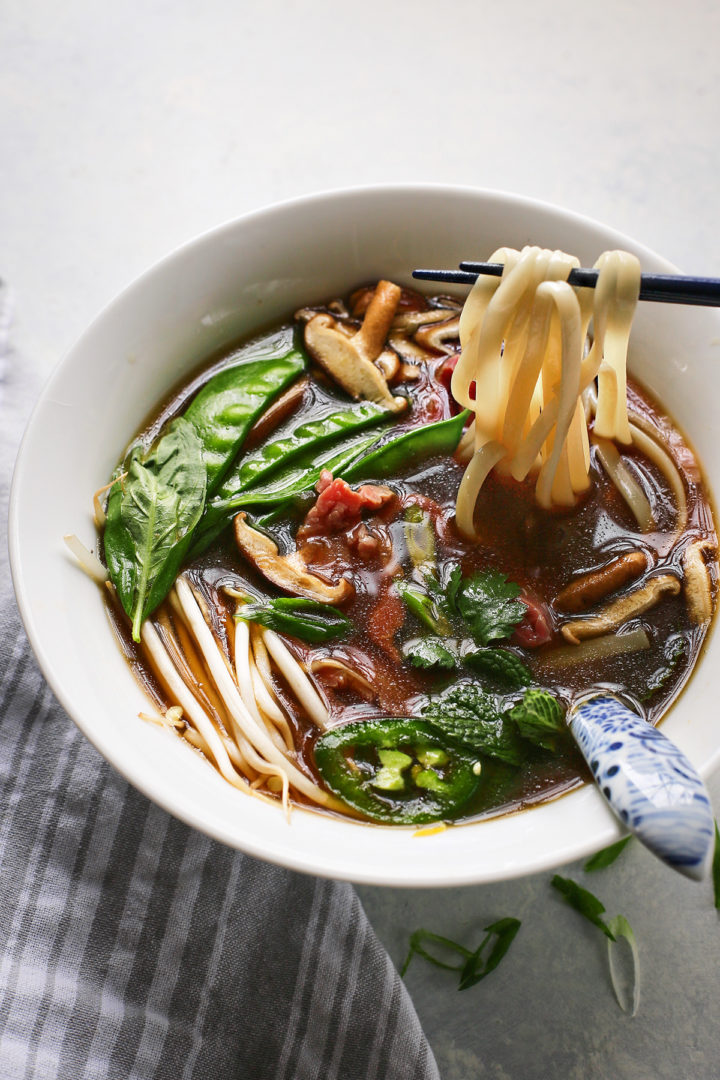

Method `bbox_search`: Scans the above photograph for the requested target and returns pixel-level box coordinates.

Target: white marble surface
[3,1,720,1076]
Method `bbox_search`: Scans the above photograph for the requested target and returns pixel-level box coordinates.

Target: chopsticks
[412,262,720,307]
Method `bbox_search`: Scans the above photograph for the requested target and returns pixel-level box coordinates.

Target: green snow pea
[183,346,307,494]
[225,399,393,495]
[314,717,481,824]
[189,432,379,554]
[342,410,470,482]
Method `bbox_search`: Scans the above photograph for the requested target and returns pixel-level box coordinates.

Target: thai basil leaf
[463,646,533,689]
[402,636,460,671]
[550,875,616,941]
[182,347,306,493]
[507,689,565,750]
[343,410,469,482]
[235,598,351,643]
[458,918,522,990]
[456,569,526,647]
[104,418,206,640]
[584,836,632,873]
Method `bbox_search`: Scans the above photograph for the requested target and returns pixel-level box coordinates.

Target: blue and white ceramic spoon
[568,694,715,881]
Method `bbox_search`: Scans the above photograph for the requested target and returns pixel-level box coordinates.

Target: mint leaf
[457,570,526,646]
[584,836,632,873]
[508,689,565,750]
[422,682,526,765]
[551,875,616,941]
[402,636,459,671]
[464,646,533,689]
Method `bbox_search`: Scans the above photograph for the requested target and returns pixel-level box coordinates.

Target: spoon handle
[568,695,715,880]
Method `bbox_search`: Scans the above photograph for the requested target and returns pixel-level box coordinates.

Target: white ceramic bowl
[9,185,720,886]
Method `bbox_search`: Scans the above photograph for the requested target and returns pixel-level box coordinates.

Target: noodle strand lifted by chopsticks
[452,247,641,536]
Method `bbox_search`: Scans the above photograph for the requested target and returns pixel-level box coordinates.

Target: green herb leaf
[606,915,640,1016]
[422,682,526,765]
[584,836,632,873]
[402,636,460,671]
[463,646,533,689]
[551,875,616,941]
[458,918,522,990]
[235,597,351,643]
[713,821,720,910]
[638,633,687,702]
[104,418,207,641]
[456,570,526,647]
[507,689,565,750]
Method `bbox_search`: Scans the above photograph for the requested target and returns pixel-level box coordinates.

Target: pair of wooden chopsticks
[413,262,720,307]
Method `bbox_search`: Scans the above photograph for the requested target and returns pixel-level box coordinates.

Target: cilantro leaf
[402,636,459,671]
[464,646,533,689]
[584,836,632,873]
[422,682,526,765]
[456,570,526,646]
[507,689,565,751]
[551,875,616,940]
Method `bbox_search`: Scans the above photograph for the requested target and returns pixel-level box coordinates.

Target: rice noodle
[592,437,654,532]
[629,421,688,538]
[452,247,641,535]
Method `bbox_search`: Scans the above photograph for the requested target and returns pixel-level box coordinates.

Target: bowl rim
[9,182,717,887]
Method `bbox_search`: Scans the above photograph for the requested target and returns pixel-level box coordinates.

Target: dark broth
[108,293,717,824]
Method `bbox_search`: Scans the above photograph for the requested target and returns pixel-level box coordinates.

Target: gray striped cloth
[0,283,440,1080]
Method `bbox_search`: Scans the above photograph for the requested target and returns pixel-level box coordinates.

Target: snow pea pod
[218,399,392,498]
[342,410,470,482]
[183,346,307,494]
[314,718,481,824]
[189,432,379,554]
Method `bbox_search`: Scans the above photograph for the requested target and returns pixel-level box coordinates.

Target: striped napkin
[0,283,440,1080]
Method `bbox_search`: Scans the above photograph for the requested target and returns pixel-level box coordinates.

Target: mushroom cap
[233,513,354,605]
